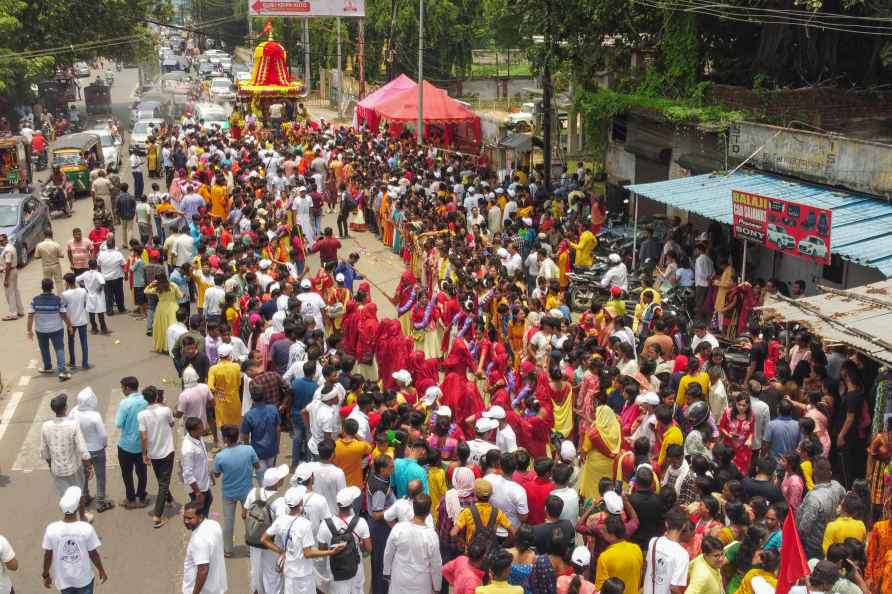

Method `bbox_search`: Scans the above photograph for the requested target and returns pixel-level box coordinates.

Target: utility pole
[387,0,398,80]
[337,17,342,118]
[542,0,553,192]
[417,0,424,146]
[303,18,311,93]
[358,17,366,98]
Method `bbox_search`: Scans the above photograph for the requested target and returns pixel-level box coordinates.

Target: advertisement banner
[249,0,365,17]
[731,189,832,265]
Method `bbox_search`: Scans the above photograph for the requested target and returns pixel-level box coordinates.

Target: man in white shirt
[42,486,108,591]
[487,198,502,233]
[317,486,373,594]
[690,322,720,354]
[382,493,442,594]
[524,250,540,288]
[313,438,347,515]
[483,453,529,533]
[296,279,326,331]
[68,387,113,513]
[137,385,175,528]
[485,406,518,453]
[642,507,689,594]
[551,462,579,525]
[181,417,213,517]
[383,479,434,528]
[203,273,226,324]
[693,242,715,316]
[62,272,90,368]
[96,236,126,315]
[467,417,500,466]
[40,394,94,522]
[182,500,227,594]
[261,486,341,594]
[166,309,188,359]
[0,533,16,594]
[243,465,290,594]
[346,393,372,441]
[600,253,629,291]
[290,463,334,589]
[505,244,523,277]
[303,383,339,458]
[538,250,560,283]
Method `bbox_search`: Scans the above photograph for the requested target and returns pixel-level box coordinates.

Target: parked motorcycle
[41,182,73,217]
[32,149,47,171]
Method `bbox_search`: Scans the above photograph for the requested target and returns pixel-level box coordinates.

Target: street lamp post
[417,0,424,146]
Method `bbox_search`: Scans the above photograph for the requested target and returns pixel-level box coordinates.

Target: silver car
[87,128,122,172]
[130,118,164,154]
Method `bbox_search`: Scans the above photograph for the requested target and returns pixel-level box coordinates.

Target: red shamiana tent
[354,74,417,131]
[358,78,482,151]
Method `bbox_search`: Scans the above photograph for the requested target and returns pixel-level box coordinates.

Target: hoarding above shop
[249,0,365,17]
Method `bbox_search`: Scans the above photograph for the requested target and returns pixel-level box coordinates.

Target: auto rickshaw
[0,136,33,194]
[50,132,104,196]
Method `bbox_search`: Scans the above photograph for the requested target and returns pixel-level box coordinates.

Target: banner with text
[731,190,832,265]
[249,0,365,17]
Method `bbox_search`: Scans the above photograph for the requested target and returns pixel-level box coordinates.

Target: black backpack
[326,515,361,581]
[469,504,500,555]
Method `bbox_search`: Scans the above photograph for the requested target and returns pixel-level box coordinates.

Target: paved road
[0,67,403,593]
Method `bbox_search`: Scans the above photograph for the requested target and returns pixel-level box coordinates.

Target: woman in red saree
[408,350,439,395]
[355,302,380,381]
[440,372,485,438]
[341,283,371,356]
[391,270,419,337]
[442,334,474,378]
[719,392,755,474]
[377,319,410,390]
[536,366,575,442]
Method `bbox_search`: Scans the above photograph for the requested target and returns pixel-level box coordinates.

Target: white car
[766,223,795,249]
[797,235,828,259]
[194,103,230,131]
[87,128,122,172]
[208,77,236,103]
[130,118,164,153]
[234,70,251,83]
[74,62,91,78]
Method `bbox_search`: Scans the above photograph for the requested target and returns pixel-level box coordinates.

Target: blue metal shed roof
[626,171,892,276]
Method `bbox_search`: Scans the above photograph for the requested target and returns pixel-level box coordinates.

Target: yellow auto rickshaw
[50,132,104,196]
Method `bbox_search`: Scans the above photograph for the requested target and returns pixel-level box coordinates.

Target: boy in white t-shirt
[643,507,690,594]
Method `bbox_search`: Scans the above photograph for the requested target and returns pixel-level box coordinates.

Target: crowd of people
[9,101,892,594]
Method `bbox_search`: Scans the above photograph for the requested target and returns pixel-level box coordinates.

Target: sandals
[2,315,17,321]
[152,517,168,529]
[96,501,115,513]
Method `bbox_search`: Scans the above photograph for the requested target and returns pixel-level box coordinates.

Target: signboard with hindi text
[249,0,365,17]
[731,189,832,265]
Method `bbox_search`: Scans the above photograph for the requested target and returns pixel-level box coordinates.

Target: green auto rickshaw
[50,133,104,196]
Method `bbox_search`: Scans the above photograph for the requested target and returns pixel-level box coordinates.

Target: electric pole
[358,17,366,98]
[303,18,311,93]
[387,0,398,80]
[417,0,424,146]
[337,17,342,118]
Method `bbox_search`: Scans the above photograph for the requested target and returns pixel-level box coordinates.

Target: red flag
[775,510,811,594]
[262,18,273,34]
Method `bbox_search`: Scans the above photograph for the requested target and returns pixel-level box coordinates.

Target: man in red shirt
[523,457,556,525]
[309,227,342,267]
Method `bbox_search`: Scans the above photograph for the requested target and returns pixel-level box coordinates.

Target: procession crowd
[12,107,892,594]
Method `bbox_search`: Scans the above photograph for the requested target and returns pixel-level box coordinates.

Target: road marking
[0,391,23,442]
[27,359,38,369]
[103,390,123,468]
[17,375,31,387]
[11,389,59,471]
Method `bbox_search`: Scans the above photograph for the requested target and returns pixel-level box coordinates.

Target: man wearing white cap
[600,253,629,292]
[632,392,660,445]
[296,277,326,331]
[42,486,108,592]
[317,486,372,594]
[304,381,340,460]
[244,464,290,594]
[291,462,334,589]
[262,486,343,594]
[467,417,500,467]
[485,405,517,453]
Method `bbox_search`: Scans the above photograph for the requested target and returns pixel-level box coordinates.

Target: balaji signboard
[249,0,365,17]
[731,190,832,265]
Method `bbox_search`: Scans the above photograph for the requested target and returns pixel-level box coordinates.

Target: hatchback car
[87,128,122,172]
[0,194,52,267]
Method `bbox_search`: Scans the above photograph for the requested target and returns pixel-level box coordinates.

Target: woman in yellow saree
[579,404,622,500]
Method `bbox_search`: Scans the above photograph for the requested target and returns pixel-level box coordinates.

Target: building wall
[440,77,539,100]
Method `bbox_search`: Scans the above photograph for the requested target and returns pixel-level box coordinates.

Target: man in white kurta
[382,493,443,594]
[292,189,314,244]
[316,486,371,594]
[244,465,290,594]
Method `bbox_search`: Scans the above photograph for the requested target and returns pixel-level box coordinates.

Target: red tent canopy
[354,74,416,130]
[372,80,482,148]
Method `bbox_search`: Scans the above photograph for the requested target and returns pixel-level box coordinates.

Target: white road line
[0,391,23,442]
[27,359,38,369]
[11,389,60,471]
[17,375,31,387]
[103,390,123,468]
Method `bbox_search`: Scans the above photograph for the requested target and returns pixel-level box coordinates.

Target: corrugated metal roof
[758,280,892,365]
[626,171,892,276]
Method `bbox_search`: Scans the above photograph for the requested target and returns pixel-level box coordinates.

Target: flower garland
[512,383,532,410]
[412,299,434,330]
[397,286,417,316]
[477,290,494,319]
[454,312,474,341]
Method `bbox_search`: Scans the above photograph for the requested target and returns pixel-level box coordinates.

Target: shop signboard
[731,189,832,265]
[249,0,365,17]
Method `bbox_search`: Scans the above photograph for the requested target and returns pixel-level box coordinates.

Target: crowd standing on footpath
[6,105,892,594]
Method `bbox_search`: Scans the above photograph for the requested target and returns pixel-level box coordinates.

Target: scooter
[41,182,73,217]
[32,149,47,171]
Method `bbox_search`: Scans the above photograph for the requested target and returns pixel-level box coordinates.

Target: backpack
[469,503,500,555]
[326,515,362,581]
[244,488,281,548]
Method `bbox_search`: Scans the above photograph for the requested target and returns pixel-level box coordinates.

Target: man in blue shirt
[762,398,801,463]
[334,252,364,294]
[240,387,280,484]
[169,263,191,316]
[391,439,429,497]
[115,375,148,507]
[27,278,72,380]
[212,424,259,556]
[290,360,318,465]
